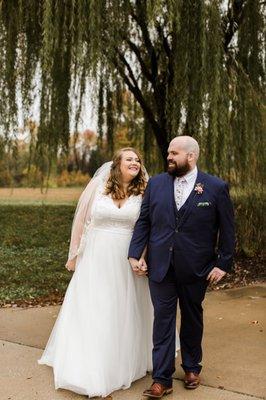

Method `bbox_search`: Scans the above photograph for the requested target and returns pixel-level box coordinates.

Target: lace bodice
[89,184,142,234]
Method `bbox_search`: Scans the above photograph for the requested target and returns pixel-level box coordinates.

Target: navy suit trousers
[149,263,208,387]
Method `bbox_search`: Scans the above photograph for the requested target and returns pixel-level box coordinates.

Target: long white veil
[65,162,112,270]
[65,160,149,271]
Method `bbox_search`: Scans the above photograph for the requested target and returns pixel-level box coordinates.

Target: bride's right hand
[65,259,76,271]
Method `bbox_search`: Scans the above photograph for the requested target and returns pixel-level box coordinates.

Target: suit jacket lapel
[166,173,176,229]
[177,170,205,228]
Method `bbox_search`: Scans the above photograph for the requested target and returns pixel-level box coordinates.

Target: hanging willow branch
[0,0,264,185]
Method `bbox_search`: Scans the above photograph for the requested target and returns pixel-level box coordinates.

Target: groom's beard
[167,159,190,177]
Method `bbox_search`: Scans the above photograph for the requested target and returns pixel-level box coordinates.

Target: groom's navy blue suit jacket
[128,170,235,283]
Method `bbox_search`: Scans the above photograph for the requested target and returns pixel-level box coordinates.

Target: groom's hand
[139,257,148,274]
[129,257,147,277]
[207,267,226,284]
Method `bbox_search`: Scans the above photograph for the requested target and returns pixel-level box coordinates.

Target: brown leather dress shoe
[143,382,173,398]
[184,371,200,389]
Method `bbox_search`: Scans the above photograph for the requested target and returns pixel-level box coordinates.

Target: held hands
[129,257,148,277]
[207,267,226,284]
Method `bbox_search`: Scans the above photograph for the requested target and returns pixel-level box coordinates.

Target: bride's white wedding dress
[38,183,154,397]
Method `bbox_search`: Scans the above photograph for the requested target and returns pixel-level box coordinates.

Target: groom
[128,136,235,398]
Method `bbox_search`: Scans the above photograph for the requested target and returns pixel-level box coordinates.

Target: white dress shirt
[174,166,198,210]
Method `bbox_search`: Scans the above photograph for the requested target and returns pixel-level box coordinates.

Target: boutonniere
[194,182,204,195]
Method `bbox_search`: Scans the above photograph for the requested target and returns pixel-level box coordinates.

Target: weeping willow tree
[0,0,265,184]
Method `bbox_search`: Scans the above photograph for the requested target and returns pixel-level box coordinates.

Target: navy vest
[172,182,195,252]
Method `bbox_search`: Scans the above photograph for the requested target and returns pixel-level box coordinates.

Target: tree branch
[129,0,158,80]
[222,0,248,52]
[111,55,161,135]
[155,23,171,59]
[124,38,153,83]
[116,48,140,90]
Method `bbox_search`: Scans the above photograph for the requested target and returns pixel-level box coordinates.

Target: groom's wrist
[128,252,141,260]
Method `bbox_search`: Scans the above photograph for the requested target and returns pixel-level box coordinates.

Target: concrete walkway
[0,285,265,400]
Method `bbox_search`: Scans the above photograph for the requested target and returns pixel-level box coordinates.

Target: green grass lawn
[0,204,75,304]
[0,187,82,205]
[0,187,264,305]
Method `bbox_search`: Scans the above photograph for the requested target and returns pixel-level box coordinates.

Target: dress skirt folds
[38,190,154,397]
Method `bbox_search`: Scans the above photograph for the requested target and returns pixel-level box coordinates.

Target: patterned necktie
[175,178,186,210]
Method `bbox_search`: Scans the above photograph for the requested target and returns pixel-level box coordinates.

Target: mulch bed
[209,255,265,291]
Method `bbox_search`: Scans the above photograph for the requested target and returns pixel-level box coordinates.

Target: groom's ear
[187,152,194,162]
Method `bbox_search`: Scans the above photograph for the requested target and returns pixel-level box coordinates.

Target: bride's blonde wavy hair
[105,147,147,200]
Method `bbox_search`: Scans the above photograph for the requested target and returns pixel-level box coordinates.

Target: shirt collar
[179,166,198,183]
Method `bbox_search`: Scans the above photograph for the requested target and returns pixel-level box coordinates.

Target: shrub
[57,170,90,187]
[231,189,265,257]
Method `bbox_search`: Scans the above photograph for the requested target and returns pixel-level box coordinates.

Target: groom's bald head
[169,136,200,161]
[167,136,200,177]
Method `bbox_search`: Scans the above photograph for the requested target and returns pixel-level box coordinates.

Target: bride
[38,148,154,397]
